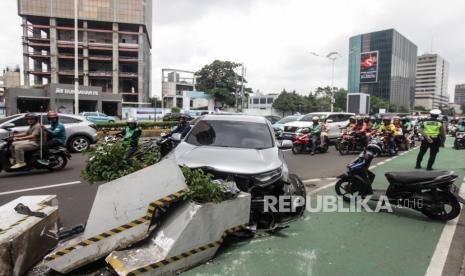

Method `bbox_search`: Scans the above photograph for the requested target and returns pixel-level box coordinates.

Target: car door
[10,116,30,134]
[326,114,346,139]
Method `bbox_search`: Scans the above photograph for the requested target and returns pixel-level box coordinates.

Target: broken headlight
[252,167,282,184]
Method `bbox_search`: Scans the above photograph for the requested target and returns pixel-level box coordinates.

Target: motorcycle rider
[353,116,367,147]
[37,111,67,166]
[164,114,191,139]
[457,120,465,132]
[10,113,45,169]
[379,117,397,155]
[415,109,446,170]
[372,115,382,130]
[393,116,404,146]
[346,116,356,131]
[118,117,142,165]
[320,118,329,147]
[310,116,321,155]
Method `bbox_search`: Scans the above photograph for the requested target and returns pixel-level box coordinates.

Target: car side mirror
[171,133,182,142]
[326,119,333,123]
[1,123,15,130]
[278,140,293,150]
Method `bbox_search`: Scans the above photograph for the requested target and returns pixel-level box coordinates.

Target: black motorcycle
[0,125,71,173]
[454,132,465,150]
[335,144,464,221]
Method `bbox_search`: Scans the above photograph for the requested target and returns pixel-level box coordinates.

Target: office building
[17,0,152,113]
[348,29,417,110]
[414,54,449,109]
[161,69,195,109]
[0,66,21,102]
[455,84,465,106]
[248,91,278,110]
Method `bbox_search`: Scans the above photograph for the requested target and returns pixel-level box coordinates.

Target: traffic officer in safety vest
[415,109,446,170]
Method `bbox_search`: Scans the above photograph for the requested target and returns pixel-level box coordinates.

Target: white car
[281,112,355,141]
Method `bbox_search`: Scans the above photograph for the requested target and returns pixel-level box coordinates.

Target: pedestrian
[415,109,446,171]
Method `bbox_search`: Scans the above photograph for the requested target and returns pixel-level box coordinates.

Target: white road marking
[0,181,82,196]
[308,180,339,195]
[425,177,465,276]
[303,178,321,183]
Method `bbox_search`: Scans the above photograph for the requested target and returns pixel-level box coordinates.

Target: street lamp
[74,0,79,115]
[310,51,341,112]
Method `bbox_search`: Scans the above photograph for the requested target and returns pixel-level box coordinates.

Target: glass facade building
[348,29,417,109]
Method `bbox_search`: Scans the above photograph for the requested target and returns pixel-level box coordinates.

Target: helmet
[430,109,441,116]
[312,116,319,121]
[383,117,391,123]
[47,111,58,119]
[349,116,356,123]
[127,117,138,125]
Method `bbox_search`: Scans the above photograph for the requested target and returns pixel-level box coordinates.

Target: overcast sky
[1,0,464,101]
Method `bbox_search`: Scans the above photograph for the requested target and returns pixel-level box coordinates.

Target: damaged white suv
[174,115,306,230]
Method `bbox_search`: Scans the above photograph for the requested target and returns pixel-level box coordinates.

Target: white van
[281,112,355,141]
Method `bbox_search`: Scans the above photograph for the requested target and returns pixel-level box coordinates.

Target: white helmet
[127,117,138,124]
[312,116,319,121]
[430,109,441,116]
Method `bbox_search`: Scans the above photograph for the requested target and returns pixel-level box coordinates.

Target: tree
[272,89,305,114]
[370,96,390,113]
[195,60,252,107]
[414,105,428,112]
[333,88,348,112]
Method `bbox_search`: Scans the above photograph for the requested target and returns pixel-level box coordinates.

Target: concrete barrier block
[107,192,251,276]
[44,156,188,273]
[0,195,58,276]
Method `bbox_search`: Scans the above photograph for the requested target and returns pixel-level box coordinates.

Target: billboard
[360,51,378,83]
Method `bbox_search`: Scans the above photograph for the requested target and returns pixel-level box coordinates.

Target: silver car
[0,113,98,152]
[174,115,291,183]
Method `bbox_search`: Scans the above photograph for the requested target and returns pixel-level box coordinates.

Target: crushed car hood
[174,142,283,175]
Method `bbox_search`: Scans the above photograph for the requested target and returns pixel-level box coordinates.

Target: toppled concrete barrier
[0,195,58,276]
[107,192,251,276]
[44,156,188,273]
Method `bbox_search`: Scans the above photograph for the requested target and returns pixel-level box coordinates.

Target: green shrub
[171,107,181,113]
[182,166,225,204]
[81,141,160,183]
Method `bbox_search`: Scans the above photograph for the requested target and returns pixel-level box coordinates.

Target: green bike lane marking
[184,140,465,276]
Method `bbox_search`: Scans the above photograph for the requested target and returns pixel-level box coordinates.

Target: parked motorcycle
[292,129,329,154]
[0,124,71,173]
[335,144,464,221]
[454,132,465,150]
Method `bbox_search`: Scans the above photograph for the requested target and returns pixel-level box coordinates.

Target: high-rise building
[348,29,417,110]
[455,84,465,107]
[414,54,449,110]
[0,66,21,102]
[17,0,152,107]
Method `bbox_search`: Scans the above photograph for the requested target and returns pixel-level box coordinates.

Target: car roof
[202,114,268,123]
[15,113,86,120]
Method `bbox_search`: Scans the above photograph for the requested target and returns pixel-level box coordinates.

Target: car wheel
[69,136,90,153]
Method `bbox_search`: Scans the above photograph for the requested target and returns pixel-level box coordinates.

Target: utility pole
[240,65,245,112]
[74,0,79,114]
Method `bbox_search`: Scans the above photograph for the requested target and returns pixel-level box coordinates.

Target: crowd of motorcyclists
[292,109,460,161]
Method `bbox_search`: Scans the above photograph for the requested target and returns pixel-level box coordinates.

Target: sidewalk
[184,139,465,276]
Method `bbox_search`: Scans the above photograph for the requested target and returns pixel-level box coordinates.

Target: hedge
[95,121,178,131]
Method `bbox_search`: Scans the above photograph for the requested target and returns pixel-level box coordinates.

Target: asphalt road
[1,143,464,275]
[0,147,386,229]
